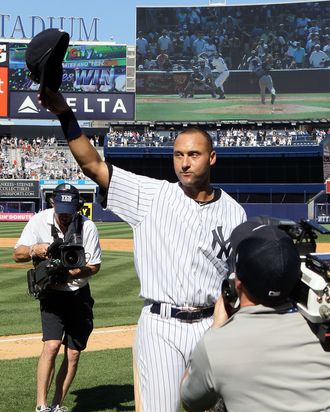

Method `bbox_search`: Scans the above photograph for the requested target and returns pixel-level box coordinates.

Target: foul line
[0,326,137,344]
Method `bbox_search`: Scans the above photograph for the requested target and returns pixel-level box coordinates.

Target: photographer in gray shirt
[180,221,330,412]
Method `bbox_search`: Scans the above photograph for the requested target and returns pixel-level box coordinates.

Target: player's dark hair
[176,127,214,152]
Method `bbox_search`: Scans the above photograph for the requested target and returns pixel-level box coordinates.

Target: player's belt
[150,303,214,323]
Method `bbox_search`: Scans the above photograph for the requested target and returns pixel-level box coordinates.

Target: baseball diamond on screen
[135,1,330,122]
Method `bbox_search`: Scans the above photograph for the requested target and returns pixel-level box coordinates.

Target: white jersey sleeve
[107,165,163,226]
[212,57,228,72]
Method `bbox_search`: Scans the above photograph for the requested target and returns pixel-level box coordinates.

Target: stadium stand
[136,2,330,71]
[103,126,328,148]
[0,135,103,180]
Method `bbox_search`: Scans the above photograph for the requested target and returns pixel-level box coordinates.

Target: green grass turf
[0,348,187,411]
[0,221,133,239]
[95,222,133,239]
[0,348,135,412]
[0,249,140,335]
[136,92,330,121]
[0,221,142,412]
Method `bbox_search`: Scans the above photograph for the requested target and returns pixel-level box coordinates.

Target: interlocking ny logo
[212,226,231,260]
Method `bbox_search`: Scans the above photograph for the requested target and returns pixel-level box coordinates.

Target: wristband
[57,109,82,142]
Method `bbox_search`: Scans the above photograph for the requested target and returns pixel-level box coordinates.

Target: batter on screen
[39,89,246,412]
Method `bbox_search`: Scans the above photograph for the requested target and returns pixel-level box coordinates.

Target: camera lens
[61,244,85,268]
[64,250,80,266]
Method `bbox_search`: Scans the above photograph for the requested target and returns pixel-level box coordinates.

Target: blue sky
[1,0,321,45]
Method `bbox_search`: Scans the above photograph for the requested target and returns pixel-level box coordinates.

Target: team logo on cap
[61,194,73,202]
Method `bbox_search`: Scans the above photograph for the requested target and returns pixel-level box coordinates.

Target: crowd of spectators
[104,129,174,147]
[105,126,328,148]
[0,135,88,180]
[136,3,330,71]
[1,127,328,179]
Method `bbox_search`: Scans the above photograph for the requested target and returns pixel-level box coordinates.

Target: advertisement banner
[0,67,8,117]
[9,91,135,120]
[63,44,126,92]
[80,202,93,220]
[326,181,330,194]
[0,212,34,221]
[0,180,39,198]
[0,43,8,66]
[8,42,127,93]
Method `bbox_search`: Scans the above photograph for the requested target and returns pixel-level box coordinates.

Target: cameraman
[13,183,101,412]
[180,221,330,412]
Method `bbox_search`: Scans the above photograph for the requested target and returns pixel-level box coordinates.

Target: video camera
[27,234,86,299]
[222,216,330,332]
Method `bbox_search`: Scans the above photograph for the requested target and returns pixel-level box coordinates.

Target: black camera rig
[222,216,330,347]
[27,234,86,299]
[260,217,330,324]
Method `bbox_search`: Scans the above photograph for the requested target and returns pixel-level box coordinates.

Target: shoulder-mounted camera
[27,234,86,299]
[223,216,330,346]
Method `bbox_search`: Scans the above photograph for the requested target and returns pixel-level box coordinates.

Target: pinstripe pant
[133,304,213,412]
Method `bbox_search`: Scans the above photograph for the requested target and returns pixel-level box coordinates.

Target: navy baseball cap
[53,183,80,215]
[230,221,302,305]
[25,28,69,95]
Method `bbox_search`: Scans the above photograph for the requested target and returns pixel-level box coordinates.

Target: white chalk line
[0,326,137,344]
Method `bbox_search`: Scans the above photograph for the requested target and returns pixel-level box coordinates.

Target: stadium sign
[10,92,135,120]
[0,67,8,116]
[0,212,34,221]
[39,179,95,186]
[0,180,39,198]
[0,15,100,41]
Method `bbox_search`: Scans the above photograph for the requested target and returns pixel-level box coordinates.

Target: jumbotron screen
[135,0,330,122]
[9,43,127,93]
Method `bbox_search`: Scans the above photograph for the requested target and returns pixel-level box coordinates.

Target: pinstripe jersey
[105,165,246,306]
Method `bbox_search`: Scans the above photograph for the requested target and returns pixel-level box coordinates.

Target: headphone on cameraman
[50,183,84,212]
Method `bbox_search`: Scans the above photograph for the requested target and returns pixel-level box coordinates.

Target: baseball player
[39,89,246,412]
[247,50,261,71]
[181,60,216,98]
[252,54,276,107]
[211,51,230,99]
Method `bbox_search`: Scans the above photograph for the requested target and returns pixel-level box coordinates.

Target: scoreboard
[0,39,135,121]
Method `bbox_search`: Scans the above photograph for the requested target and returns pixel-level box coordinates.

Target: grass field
[0,221,133,240]
[1,349,135,412]
[136,93,330,121]
[1,220,329,411]
[0,221,140,412]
